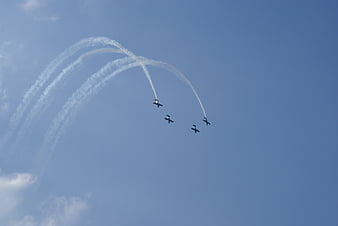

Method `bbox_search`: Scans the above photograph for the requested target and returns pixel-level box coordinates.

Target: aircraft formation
[153,99,210,134]
[0,36,211,176]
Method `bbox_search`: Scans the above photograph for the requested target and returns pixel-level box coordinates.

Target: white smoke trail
[43,57,136,150]
[0,37,112,148]
[34,57,206,177]
[43,57,206,154]
[6,38,110,134]
[15,48,123,141]
[34,57,136,172]
[1,37,157,149]
[139,57,207,118]
[98,39,158,100]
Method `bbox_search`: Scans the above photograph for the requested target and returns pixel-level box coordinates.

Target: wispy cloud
[0,41,13,116]
[48,196,88,226]
[18,0,60,22]
[9,196,89,226]
[0,170,88,226]
[35,15,60,22]
[0,172,35,190]
[0,172,36,220]
[0,85,9,115]
[19,0,42,12]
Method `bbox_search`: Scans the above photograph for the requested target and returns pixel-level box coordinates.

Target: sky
[0,0,338,225]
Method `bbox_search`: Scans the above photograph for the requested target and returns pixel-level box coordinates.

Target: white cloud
[0,42,11,116]
[0,173,35,190]
[58,197,88,225]
[0,86,9,115]
[18,0,60,22]
[9,196,89,226]
[19,0,42,11]
[35,15,60,22]
[0,172,36,220]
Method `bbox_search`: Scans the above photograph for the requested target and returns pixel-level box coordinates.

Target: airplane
[153,99,163,108]
[164,115,174,124]
[191,124,200,133]
[203,117,211,125]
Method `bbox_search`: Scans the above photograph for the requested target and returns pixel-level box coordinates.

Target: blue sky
[0,0,338,225]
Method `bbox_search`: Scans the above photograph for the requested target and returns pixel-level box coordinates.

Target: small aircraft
[164,115,174,124]
[153,99,163,108]
[191,124,200,133]
[203,117,211,125]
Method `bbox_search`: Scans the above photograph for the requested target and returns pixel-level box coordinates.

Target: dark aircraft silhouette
[203,117,211,125]
[164,115,174,124]
[153,99,163,108]
[191,124,200,133]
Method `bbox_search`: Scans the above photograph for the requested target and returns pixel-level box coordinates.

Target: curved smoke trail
[34,57,135,176]
[1,37,157,149]
[139,57,207,118]
[43,57,207,153]
[98,39,158,100]
[5,38,109,138]
[43,57,135,148]
[16,48,124,141]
